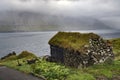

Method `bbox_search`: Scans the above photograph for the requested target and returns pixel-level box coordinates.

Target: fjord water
[0,30,120,57]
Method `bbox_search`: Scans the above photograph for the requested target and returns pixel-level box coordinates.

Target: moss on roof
[49,32,100,51]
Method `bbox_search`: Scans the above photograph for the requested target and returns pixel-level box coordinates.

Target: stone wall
[49,38,114,68]
[87,38,114,65]
[64,50,89,68]
[50,46,85,68]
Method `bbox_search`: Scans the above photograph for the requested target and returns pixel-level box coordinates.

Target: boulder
[26,58,38,64]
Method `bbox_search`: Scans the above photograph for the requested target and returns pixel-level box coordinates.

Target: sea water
[0,30,120,57]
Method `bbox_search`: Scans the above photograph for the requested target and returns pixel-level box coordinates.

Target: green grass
[49,32,100,52]
[83,61,120,78]
[111,38,120,52]
[0,51,37,73]
[1,55,120,80]
[17,51,37,59]
[0,58,71,80]
[67,73,95,80]
[33,59,70,80]
[110,38,120,60]
[1,59,32,73]
[0,55,17,62]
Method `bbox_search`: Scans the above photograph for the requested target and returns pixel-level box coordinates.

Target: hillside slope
[0,11,112,32]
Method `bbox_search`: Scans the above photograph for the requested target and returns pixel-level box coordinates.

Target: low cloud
[0,0,119,17]
[0,0,120,30]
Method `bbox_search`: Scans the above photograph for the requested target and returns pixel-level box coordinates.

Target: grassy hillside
[0,51,36,62]
[17,51,36,59]
[0,52,120,80]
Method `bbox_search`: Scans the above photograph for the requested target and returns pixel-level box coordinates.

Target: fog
[0,0,120,31]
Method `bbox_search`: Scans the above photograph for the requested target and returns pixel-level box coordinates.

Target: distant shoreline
[0,29,120,33]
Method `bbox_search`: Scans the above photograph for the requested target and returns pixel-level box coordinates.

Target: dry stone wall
[87,38,114,65]
[49,38,114,68]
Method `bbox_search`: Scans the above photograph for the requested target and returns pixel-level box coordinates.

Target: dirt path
[0,66,45,80]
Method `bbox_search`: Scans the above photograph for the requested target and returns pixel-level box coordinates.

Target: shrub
[1,51,16,60]
[32,60,70,80]
[1,55,17,61]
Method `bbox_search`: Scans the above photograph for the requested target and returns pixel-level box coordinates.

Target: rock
[17,64,22,66]
[26,58,38,64]
[42,55,56,62]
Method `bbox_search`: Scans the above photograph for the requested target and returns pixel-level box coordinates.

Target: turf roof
[49,32,100,51]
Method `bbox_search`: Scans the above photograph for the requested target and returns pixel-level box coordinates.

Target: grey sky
[0,0,119,16]
[0,0,120,30]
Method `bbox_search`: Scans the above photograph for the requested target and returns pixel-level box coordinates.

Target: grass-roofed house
[48,32,114,68]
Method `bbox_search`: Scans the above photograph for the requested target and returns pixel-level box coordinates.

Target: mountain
[0,10,112,32]
[100,17,120,30]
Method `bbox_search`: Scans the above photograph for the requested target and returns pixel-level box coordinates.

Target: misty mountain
[100,17,120,30]
[0,10,112,32]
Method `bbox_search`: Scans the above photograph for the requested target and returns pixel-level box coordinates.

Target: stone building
[48,32,114,68]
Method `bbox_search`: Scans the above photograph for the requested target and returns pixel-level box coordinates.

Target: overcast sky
[0,0,120,30]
